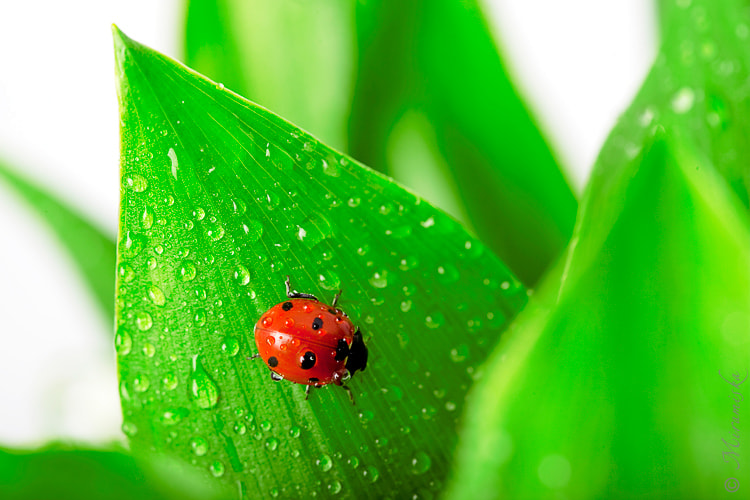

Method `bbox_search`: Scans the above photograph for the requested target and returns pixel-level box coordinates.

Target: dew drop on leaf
[189,355,220,409]
[162,372,178,391]
[118,263,135,283]
[363,465,379,483]
[142,342,156,358]
[192,207,206,220]
[266,438,279,451]
[318,271,341,291]
[296,214,334,249]
[123,231,146,257]
[122,421,138,437]
[369,270,388,288]
[410,452,432,475]
[316,454,333,472]
[210,460,225,477]
[289,426,301,438]
[425,312,445,329]
[148,285,166,306]
[436,264,459,284]
[135,311,153,331]
[168,147,178,179]
[671,87,695,113]
[205,222,225,241]
[194,309,207,327]
[221,336,240,357]
[133,374,150,393]
[141,205,154,230]
[328,481,342,495]
[191,436,208,456]
[179,261,197,281]
[242,219,263,242]
[233,265,251,286]
[124,174,148,192]
[115,331,132,355]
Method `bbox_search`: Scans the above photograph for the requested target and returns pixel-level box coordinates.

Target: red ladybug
[252,275,368,402]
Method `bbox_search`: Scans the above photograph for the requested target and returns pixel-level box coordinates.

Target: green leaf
[348,0,578,286]
[446,130,750,498]
[0,444,225,500]
[609,0,750,212]
[113,26,527,499]
[0,160,116,322]
[183,0,353,151]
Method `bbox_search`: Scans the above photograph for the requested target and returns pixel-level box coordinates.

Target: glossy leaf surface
[0,160,116,322]
[113,27,527,499]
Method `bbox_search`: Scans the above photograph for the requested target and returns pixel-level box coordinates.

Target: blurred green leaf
[0,160,115,322]
[113,27,527,498]
[183,0,353,151]
[447,131,750,499]
[0,444,226,500]
[348,0,578,286]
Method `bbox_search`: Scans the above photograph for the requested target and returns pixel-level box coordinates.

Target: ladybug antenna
[331,288,343,309]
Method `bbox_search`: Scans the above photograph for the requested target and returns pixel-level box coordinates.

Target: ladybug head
[345,328,368,376]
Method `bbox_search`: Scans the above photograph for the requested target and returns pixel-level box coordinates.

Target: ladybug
[252,275,368,402]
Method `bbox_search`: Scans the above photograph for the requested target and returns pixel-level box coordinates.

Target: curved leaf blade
[113,27,527,499]
[348,0,578,286]
[0,160,115,322]
[447,131,750,498]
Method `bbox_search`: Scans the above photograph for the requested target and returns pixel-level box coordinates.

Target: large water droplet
[363,465,379,483]
[124,174,148,192]
[123,231,146,257]
[168,147,178,179]
[205,222,225,242]
[135,311,153,331]
[115,330,132,355]
[221,336,240,357]
[210,460,225,477]
[242,219,264,242]
[180,261,197,281]
[194,309,207,327]
[318,271,341,291]
[316,454,333,472]
[122,421,138,437]
[234,265,251,286]
[148,285,166,306]
[162,372,178,391]
[296,214,334,249]
[410,452,432,475]
[671,87,695,114]
[133,374,150,393]
[191,436,208,456]
[118,263,135,283]
[189,355,220,409]
[141,205,154,230]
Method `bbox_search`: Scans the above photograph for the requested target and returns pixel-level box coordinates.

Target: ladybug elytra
[252,276,368,402]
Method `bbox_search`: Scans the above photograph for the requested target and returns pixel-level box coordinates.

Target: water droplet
[180,261,197,281]
[168,147,178,179]
[241,219,263,242]
[234,265,251,286]
[266,438,279,451]
[400,300,412,313]
[347,197,361,207]
[147,257,157,270]
[135,311,153,331]
[363,465,379,483]
[316,454,333,472]
[123,231,146,257]
[124,174,148,192]
[148,285,166,306]
[189,355,220,409]
[192,207,206,221]
[322,158,340,177]
[289,426,301,438]
[115,331,132,355]
[194,309,207,327]
[160,408,188,426]
[425,312,445,329]
[205,222,225,242]
[296,214,334,249]
[328,481,342,495]
[671,87,695,114]
[133,374,150,393]
[210,460,225,477]
[221,336,240,356]
[118,263,135,283]
[398,256,418,271]
[436,264,459,284]
[234,423,247,435]
[369,270,388,288]
[420,216,435,228]
[382,385,403,402]
[191,436,208,456]
[142,342,156,357]
[141,205,154,230]
[260,421,272,432]
[162,372,178,391]
[318,271,341,291]
[122,421,138,436]
[410,452,431,475]
[450,344,469,362]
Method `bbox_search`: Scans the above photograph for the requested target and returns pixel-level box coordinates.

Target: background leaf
[348,0,578,286]
[114,28,527,499]
[447,131,750,499]
[183,0,353,152]
[0,160,116,322]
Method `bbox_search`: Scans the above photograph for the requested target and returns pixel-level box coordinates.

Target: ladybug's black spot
[301,351,316,369]
[268,356,279,368]
[312,317,323,330]
[282,301,293,311]
[335,338,349,361]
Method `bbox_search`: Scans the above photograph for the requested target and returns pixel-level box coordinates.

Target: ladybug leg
[331,288,343,309]
[341,384,356,405]
[285,275,318,300]
[305,385,312,400]
[248,353,260,361]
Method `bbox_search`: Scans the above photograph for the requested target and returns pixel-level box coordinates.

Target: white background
[0,0,656,446]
